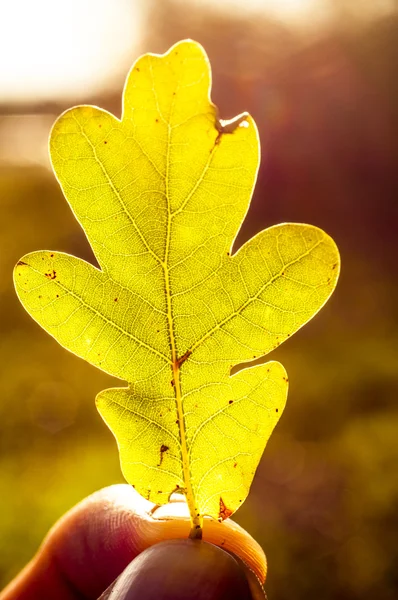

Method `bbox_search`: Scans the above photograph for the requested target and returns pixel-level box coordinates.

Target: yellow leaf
[14,40,340,537]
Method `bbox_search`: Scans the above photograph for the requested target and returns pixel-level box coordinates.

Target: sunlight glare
[194,0,397,25]
[0,0,141,103]
[194,0,332,25]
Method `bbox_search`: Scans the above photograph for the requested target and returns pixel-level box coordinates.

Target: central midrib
[163,236,202,537]
[161,78,202,538]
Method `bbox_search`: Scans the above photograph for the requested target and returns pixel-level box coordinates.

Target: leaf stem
[172,359,203,539]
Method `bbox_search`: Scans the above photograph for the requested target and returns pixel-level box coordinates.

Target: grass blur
[1,1,398,599]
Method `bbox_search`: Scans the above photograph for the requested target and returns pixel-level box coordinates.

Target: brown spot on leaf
[114,298,118,302]
[228,400,233,405]
[104,141,107,144]
[233,462,237,468]
[214,113,249,146]
[45,270,56,280]
[332,263,338,270]
[171,379,175,387]
[17,260,27,267]
[50,253,54,258]
[276,408,279,413]
[176,350,192,368]
[218,497,233,522]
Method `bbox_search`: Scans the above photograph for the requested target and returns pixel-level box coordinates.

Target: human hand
[0,485,266,599]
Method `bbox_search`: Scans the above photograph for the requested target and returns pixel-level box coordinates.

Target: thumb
[99,539,259,600]
[0,485,266,600]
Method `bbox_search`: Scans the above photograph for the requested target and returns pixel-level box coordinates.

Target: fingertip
[100,539,253,600]
[1,485,266,600]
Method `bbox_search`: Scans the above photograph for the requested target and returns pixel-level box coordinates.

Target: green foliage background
[1,3,398,599]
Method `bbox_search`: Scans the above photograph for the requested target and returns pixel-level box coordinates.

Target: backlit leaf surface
[14,41,340,531]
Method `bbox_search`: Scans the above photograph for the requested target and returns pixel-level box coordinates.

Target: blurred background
[1,0,397,598]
